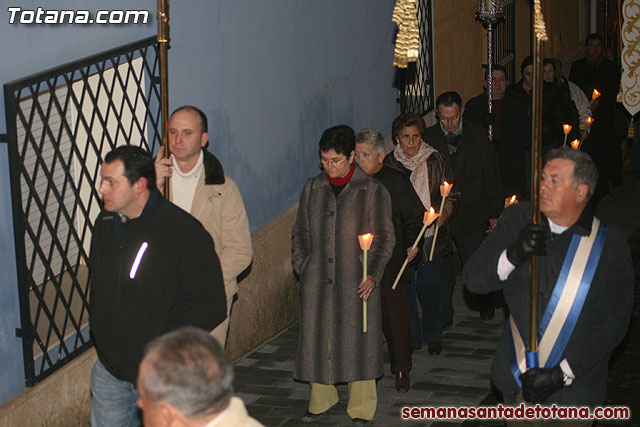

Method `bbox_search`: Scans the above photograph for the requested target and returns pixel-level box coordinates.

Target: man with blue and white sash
[464,148,633,410]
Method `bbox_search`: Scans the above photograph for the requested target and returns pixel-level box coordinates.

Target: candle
[505,195,517,207]
[429,181,452,261]
[358,233,373,333]
[562,124,572,147]
[592,89,601,100]
[391,208,439,290]
[571,139,581,150]
[586,116,594,126]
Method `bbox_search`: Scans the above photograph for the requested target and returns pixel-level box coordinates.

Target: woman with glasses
[384,113,458,356]
[292,125,395,425]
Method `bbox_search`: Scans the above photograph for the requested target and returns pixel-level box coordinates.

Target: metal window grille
[494,0,516,84]
[3,36,162,386]
[397,0,435,115]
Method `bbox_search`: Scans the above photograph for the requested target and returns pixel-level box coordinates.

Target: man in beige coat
[137,327,263,427]
[156,106,253,346]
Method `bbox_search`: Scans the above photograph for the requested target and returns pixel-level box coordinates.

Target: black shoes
[427,342,442,355]
[395,371,410,392]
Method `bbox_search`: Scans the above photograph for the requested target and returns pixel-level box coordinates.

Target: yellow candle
[562,124,572,147]
[392,208,439,290]
[571,139,581,150]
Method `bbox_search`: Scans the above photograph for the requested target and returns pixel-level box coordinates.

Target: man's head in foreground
[137,326,234,427]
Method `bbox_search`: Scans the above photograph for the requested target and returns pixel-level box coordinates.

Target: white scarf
[171,150,204,212]
[393,141,437,237]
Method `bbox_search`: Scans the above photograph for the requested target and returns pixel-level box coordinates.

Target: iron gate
[3,36,162,386]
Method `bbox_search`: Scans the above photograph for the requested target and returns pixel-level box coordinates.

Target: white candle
[358,233,373,333]
[429,181,452,261]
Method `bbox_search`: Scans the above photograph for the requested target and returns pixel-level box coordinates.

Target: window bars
[3,36,162,386]
[397,0,435,115]
[494,0,516,84]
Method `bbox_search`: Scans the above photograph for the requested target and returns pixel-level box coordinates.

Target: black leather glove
[520,365,564,403]
[482,112,496,127]
[506,223,548,267]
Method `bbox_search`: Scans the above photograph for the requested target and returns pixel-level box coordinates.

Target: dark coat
[463,203,634,405]
[424,121,503,237]
[292,165,395,384]
[89,190,227,383]
[371,165,424,286]
[569,57,619,130]
[384,148,459,261]
[465,93,530,199]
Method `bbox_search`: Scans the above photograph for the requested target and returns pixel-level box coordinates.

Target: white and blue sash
[509,217,608,387]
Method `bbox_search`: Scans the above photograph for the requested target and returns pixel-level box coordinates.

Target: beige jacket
[191,150,253,300]
[205,397,263,427]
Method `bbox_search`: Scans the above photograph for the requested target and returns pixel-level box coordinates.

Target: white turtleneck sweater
[171,150,204,212]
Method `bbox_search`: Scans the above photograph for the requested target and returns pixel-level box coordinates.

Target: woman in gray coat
[292,125,395,424]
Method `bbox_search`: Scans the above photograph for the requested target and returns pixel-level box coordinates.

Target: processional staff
[157,0,171,201]
[526,0,549,369]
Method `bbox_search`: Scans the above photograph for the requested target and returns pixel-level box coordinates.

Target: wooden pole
[158,0,171,201]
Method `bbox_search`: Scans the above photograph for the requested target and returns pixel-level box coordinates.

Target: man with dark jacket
[426,91,504,322]
[464,148,633,412]
[570,33,621,202]
[465,65,530,200]
[90,145,226,427]
[355,128,424,392]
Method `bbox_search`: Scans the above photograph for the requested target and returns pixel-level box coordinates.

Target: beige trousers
[309,380,377,420]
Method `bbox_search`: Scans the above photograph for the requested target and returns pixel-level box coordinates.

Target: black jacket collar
[202,149,226,185]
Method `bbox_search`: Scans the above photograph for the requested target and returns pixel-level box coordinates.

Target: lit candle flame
[440,181,452,197]
[571,139,581,150]
[592,89,601,100]
[358,233,373,251]
[423,207,439,226]
[562,124,572,135]
[586,116,594,126]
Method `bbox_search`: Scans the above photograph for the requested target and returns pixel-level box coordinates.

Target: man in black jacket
[465,65,530,200]
[89,146,226,427]
[464,148,633,411]
[355,128,423,392]
[426,91,504,322]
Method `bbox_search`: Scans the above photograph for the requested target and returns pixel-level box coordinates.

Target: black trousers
[381,282,411,373]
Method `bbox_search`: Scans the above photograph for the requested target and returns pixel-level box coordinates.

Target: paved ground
[233,171,640,426]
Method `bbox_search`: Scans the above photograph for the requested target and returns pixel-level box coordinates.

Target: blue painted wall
[0,0,399,405]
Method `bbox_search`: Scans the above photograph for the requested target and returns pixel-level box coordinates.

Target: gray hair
[355,128,386,155]
[140,326,233,418]
[545,147,599,200]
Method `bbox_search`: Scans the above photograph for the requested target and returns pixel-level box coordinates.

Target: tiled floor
[233,171,640,427]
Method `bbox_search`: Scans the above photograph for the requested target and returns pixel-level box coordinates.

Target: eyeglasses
[320,156,348,167]
[438,116,461,124]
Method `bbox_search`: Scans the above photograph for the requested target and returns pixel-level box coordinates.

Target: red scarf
[327,162,355,186]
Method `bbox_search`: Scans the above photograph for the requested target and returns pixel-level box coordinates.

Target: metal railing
[397,0,435,115]
[3,36,162,386]
[494,0,516,83]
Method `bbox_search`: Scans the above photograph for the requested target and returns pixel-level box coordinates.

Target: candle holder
[391,208,438,290]
[358,233,373,333]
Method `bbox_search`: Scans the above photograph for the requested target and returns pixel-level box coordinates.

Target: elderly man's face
[437,104,463,133]
[355,143,385,175]
[136,359,166,427]
[540,158,587,225]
